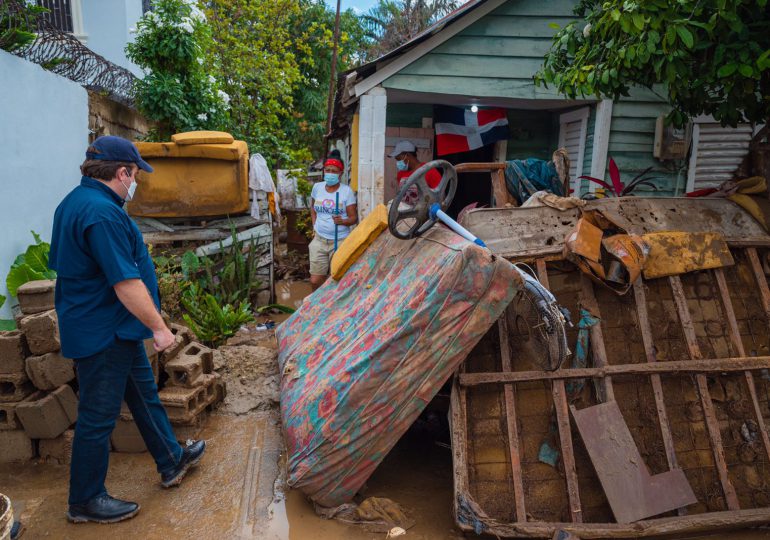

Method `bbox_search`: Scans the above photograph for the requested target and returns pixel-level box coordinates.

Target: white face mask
[121,169,137,201]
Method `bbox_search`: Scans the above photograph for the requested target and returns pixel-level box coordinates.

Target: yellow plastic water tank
[127,131,249,218]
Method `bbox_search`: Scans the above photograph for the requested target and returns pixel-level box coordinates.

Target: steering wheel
[388,160,458,240]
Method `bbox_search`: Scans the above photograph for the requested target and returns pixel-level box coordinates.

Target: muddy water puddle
[266,430,463,540]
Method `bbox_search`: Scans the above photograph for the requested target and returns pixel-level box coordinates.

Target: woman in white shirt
[309,150,358,290]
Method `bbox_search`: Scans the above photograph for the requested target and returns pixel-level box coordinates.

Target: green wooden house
[330,0,758,219]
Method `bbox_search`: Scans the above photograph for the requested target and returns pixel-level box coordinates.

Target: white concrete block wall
[0,51,89,319]
[80,0,144,76]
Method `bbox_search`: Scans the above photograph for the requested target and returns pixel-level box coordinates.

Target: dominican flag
[435,105,510,156]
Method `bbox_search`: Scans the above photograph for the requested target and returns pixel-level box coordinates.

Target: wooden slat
[633,280,683,493]
[459,356,770,386]
[498,315,527,521]
[537,259,582,523]
[713,267,770,466]
[579,276,615,402]
[747,248,770,323]
[669,275,740,511]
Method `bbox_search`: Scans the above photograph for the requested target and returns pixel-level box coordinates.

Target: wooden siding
[608,93,679,196]
[378,0,682,195]
[382,0,576,100]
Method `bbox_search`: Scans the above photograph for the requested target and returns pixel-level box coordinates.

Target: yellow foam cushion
[171,131,235,145]
[136,140,247,161]
[642,231,734,279]
[331,204,388,280]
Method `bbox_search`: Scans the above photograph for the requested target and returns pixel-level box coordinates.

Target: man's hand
[153,326,175,352]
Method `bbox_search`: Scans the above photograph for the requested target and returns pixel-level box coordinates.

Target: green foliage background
[536,0,770,127]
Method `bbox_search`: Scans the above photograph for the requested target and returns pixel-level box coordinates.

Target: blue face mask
[396,159,409,171]
[324,173,340,186]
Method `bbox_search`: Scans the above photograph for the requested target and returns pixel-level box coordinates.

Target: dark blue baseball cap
[86,135,153,172]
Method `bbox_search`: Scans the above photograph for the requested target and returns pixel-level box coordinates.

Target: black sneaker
[67,494,140,524]
[160,439,206,488]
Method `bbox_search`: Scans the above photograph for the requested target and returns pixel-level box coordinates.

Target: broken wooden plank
[497,314,527,522]
[570,401,696,523]
[537,259,582,524]
[746,248,770,324]
[459,356,770,386]
[462,507,770,539]
[194,224,272,257]
[713,267,770,466]
[134,216,176,232]
[579,276,615,402]
[632,279,683,490]
[669,275,740,511]
[143,229,232,244]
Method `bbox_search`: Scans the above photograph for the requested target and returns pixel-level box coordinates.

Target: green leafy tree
[286,1,369,159]
[126,0,229,140]
[204,0,305,167]
[362,0,460,59]
[536,0,770,127]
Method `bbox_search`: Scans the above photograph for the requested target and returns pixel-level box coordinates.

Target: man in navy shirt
[49,136,206,524]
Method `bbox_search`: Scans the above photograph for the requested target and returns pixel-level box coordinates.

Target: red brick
[111,415,147,453]
[0,429,35,463]
[16,279,55,315]
[16,385,77,439]
[39,428,74,465]
[19,310,60,355]
[0,372,34,403]
[164,342,209,387]
[0,330,29,374]
[25,352,74,390]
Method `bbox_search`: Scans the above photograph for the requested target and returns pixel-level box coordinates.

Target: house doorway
[437,143,496,219]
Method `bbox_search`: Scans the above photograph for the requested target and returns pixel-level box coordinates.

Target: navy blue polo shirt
[49,176,160,359]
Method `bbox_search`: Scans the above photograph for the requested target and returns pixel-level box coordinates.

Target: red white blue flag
[434,105,510,156]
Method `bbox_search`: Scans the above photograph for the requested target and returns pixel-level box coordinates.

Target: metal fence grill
[36,0,73,33]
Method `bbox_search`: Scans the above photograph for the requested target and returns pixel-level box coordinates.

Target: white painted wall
[0,51,89,319]
[80,0,144,76]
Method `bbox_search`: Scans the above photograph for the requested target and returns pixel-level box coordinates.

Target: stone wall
[88,90,150,143]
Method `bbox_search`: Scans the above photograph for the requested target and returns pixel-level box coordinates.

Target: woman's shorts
[309,235,336,276]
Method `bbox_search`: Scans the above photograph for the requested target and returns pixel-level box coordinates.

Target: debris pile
[0,280,76,465]
[0,279,226,462]
[113,322,227,452]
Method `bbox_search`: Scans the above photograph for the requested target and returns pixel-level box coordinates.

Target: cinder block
[0,429,35,463]
[164,342,210,387]
[160,384,208,424]
[16,385,77,439]
[19,310,60,355]
[212,377,227,405]
[53,384,78,421]
[25,352,74,390]
[17,279,56,315]
[169,322,193,344]
[142,338,160,383]
[0,372,34,403]
[159,334,186,366]
[111,414,147,453]
[39,428,74,465]
[0,330,29,374]
[0,392,40,430]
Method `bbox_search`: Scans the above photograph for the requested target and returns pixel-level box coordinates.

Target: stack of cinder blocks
[111,323,226,453]
[0,280,77,465]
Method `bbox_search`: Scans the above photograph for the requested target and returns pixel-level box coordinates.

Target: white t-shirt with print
[311,182,357,240]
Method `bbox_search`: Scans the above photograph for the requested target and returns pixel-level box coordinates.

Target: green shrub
[6,231,56,297]
[181,283,254,347]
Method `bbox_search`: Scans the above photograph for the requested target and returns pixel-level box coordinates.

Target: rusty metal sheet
[570,401,697,524]
[461,198,770,260]
[642,232,735,279]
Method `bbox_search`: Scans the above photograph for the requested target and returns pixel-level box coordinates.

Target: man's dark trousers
[69,338,183,505]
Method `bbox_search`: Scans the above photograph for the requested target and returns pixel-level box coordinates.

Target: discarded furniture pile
[0,279,225,462]
[452,197,770,538]
[129,131,275,302]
